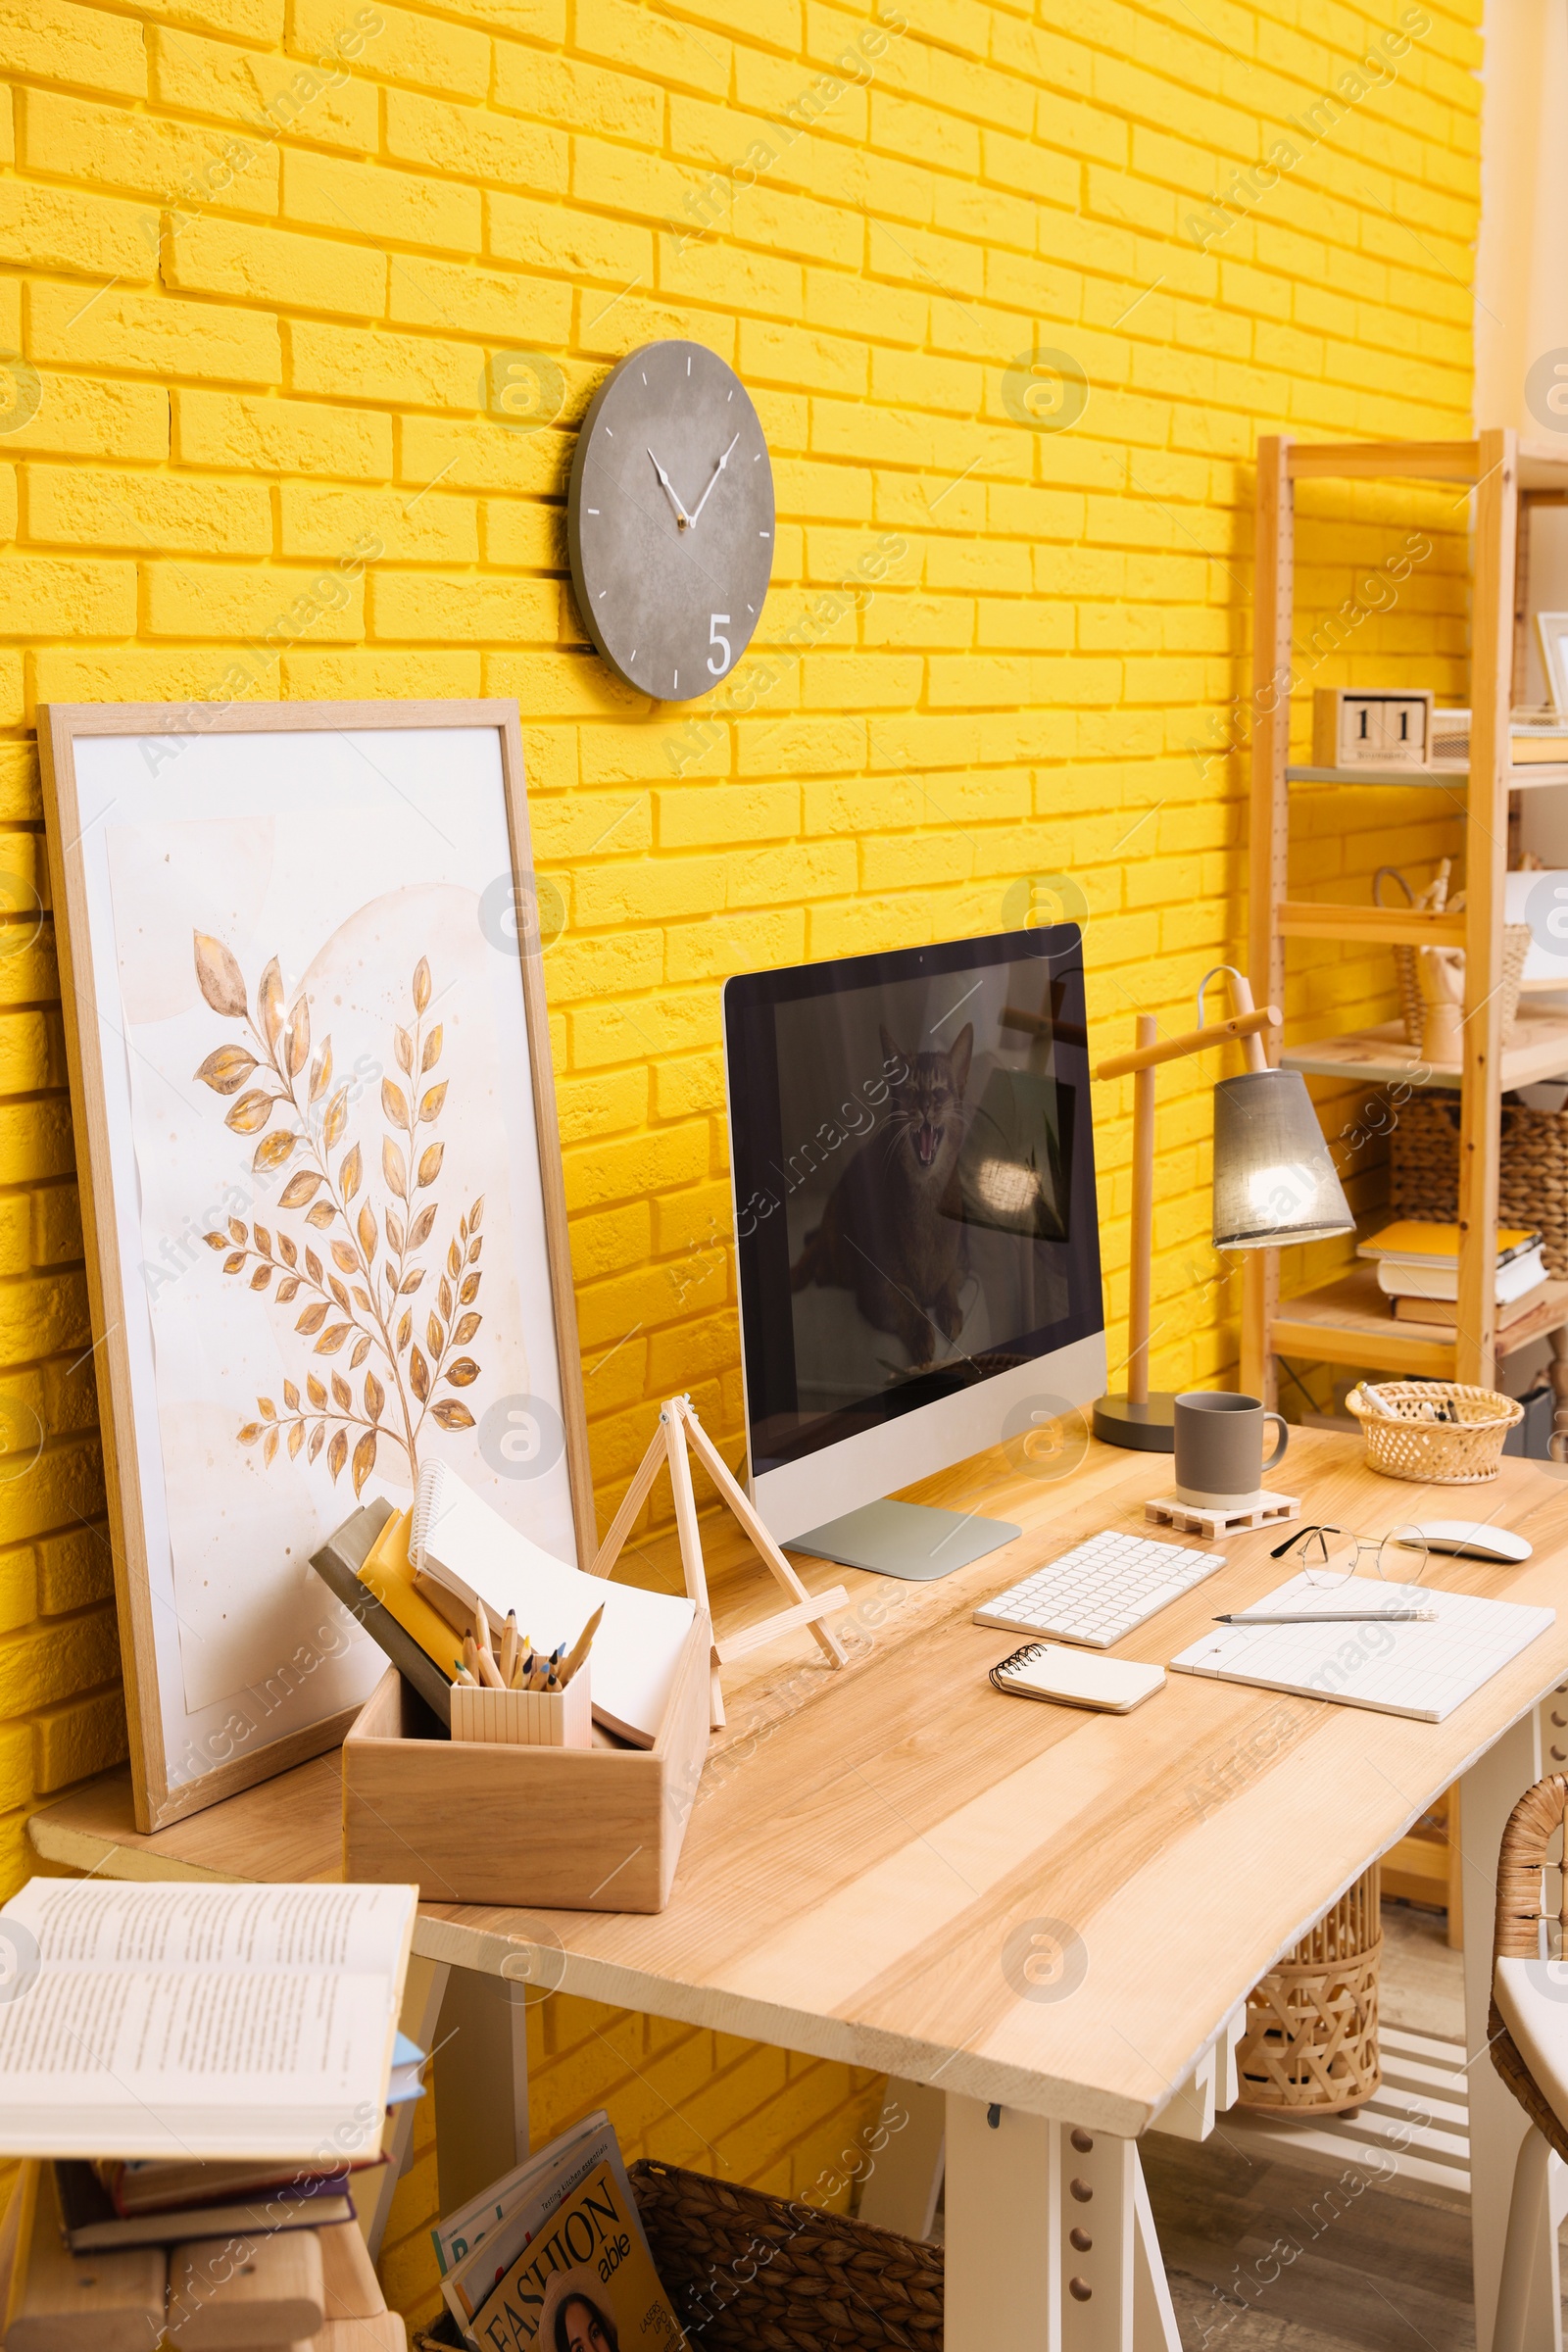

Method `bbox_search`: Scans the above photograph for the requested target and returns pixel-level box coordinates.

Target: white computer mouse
[1401,1520,1533,1565]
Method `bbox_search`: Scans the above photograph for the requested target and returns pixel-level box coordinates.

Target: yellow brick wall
[0,0,1482,2325]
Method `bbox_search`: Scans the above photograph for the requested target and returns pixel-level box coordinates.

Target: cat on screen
[790,1023,973,1370]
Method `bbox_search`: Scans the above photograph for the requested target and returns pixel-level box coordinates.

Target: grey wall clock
[566,340,774,703]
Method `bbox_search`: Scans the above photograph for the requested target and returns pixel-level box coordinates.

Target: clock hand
[687,433,741,528]
[646,447,692,528]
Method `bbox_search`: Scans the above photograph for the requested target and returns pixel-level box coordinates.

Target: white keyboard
[974,1529,1226,1650]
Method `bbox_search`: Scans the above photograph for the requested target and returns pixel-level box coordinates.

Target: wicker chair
[1491,1774,1568,2352]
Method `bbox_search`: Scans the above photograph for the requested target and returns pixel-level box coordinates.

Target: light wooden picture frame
[39,701,594,1832]
[1536,612,1568,714]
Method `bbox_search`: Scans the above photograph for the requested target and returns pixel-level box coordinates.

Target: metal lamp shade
[1211,1068,1353,1250]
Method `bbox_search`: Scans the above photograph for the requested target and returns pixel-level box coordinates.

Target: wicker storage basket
[1346,1380,1523,1482]
[412,2160,944,2352]
[1391,1093,1568,1278]
[1238,1865,1382,2115]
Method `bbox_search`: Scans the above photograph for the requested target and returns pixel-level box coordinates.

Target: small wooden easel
[588,1394,849,1729]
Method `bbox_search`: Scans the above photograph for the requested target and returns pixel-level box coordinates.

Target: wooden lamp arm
[1097,965,1277,1082]
[1096,1004,1278,1082]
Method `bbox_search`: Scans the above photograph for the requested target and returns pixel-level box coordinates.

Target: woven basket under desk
[412,2159,944,2352]
[1237,1864,1383,2115]
[1391,1093,1568,1278]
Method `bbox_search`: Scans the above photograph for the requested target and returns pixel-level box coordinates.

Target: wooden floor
[1145,2133,1480,2352]
[1140,1902,1539,2351]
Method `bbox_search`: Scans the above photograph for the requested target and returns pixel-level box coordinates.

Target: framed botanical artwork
[39,702,594,1832]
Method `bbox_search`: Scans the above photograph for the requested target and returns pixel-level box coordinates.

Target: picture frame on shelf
[1536,612,1568,714]
[39,700,594,1833]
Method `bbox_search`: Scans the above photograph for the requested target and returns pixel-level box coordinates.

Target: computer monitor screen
[723,926,1104,1543]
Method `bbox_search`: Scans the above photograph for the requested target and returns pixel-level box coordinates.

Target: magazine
[439,2114,612,2326]
[467,2151,683,2352]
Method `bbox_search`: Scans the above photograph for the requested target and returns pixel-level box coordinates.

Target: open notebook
[412,1461,695,1748]
[0,1880,416,2161]
[1170,1572,1554,1723]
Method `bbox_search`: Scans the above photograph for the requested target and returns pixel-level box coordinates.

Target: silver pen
[1214,1608,1435,1625]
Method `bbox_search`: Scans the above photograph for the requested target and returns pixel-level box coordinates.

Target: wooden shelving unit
[1242,433,1568,1411]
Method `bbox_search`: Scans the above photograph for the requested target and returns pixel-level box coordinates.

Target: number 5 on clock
[708,614,731,676]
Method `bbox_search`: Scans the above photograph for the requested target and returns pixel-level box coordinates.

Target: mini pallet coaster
[590,1393,850,1729]
[1145,1490,1301,1541]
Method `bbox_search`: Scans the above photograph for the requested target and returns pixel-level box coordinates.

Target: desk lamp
[1091,964,1353,1451]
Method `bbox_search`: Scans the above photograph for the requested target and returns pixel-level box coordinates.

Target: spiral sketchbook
[1170,1573,1554,1724]
[412,1460,694,1747]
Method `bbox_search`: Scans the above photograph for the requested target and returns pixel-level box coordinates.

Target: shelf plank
[1281,1008,1568,1090]
[1277,903,1467,949]
[1287,764,1568,790]
[1272,1273,1456,1374]
[1270,1266,1568,1374]
[1518,442,1568,484]
[1415,1277,1568,1363]
[1287,764,1470,789]
[1286,439,1480,482]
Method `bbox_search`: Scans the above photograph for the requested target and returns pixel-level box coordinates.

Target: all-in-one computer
[722,923,1104,1580]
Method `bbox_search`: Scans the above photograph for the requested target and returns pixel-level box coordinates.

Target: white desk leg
[1132,2159,1182,2352]
[433,1967,531,2216]
[945,2100,1177,2352]
[361,1954,448,2262]
[947,2098,1061,2351]
[1462,1705,1557,2352]
[857,2082,945,2239]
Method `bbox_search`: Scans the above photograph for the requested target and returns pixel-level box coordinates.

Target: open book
[413,1461,695,1748]
[0,1880,416,2162]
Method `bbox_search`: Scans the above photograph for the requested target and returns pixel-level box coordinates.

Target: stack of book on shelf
[1358,1219,1550,1331]
[0,1878,420,2351]
[428,2111,683,2351]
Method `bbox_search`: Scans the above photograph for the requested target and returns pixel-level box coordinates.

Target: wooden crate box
[341,1614,710,1912]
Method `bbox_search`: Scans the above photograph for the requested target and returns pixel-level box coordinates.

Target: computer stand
[790,1497,1021,1582]
[588,1394,850,1732]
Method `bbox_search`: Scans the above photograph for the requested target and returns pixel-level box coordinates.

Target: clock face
[566,341,774,704]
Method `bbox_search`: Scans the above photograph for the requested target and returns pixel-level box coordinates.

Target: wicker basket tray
[412,2159,944,2352]
[1392,1094,1568,1278]
[1346,1380,1523,1482]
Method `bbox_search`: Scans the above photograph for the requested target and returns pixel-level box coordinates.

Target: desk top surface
[28,1429,1568,2134]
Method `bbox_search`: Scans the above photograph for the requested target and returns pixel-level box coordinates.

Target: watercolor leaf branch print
[192,934,484,1496]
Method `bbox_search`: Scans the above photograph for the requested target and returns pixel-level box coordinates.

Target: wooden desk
[27,1430,1568,2352]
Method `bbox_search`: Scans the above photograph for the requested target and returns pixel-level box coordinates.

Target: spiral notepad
[989,1641,1166,1713]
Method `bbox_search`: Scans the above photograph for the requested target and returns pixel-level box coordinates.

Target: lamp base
[1093,1392,1177,1452]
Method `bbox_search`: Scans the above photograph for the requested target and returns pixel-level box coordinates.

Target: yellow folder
[357,1508,466,1681]
[1358,1218,1538,1264]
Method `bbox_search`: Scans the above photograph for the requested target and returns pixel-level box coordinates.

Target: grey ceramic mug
[1173,1390,1288,1509]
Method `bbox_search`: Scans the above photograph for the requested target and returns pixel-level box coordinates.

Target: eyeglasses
[1269,1522,1432,1592]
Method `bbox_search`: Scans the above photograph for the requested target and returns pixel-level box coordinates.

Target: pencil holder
[449,1666,593,1748]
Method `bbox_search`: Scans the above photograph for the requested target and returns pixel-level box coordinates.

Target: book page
[0,1966,387,2084]
[2,1881,415,1977]
[0,1881,414,2157]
